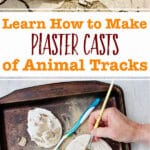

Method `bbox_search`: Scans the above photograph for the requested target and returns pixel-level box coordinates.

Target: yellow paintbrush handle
[94,109,103,128]
[94,81,114,129]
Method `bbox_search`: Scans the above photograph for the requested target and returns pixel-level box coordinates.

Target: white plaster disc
[66,134,112,150]
[27,108,62,148]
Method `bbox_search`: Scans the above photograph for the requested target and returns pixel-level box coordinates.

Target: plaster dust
[24,0,65,10]
[25,0,107,10]
[23,0,144,11]
[59,96,96,150]
[61,0,143,10]
[0,0,144,11]
[58,96,104,150]
[100,0,144,10]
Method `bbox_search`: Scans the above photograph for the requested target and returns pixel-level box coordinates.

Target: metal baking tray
[0,81,131,150]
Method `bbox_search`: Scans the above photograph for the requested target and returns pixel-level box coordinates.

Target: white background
[0,12,150,77]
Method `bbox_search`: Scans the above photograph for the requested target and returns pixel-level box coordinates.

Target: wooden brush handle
[94,81,114,129]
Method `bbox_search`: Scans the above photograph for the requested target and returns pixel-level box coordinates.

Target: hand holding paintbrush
[86,81,114,150]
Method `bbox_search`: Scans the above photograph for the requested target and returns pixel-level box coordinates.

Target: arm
[88,107,150,145]
[136,124,150,145]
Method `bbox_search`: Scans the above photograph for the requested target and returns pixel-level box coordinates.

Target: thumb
[91,128,111,138]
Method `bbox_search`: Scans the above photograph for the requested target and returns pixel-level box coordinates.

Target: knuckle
[109,107,117,114]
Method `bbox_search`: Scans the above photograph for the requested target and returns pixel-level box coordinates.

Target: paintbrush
[86,81,114,150]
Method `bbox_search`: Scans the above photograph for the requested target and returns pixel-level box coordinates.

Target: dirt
[60,0,107,11]
[0,0,145,12]
[0,0,108,11]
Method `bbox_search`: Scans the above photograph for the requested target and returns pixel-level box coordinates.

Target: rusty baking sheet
[0,81,131,150]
